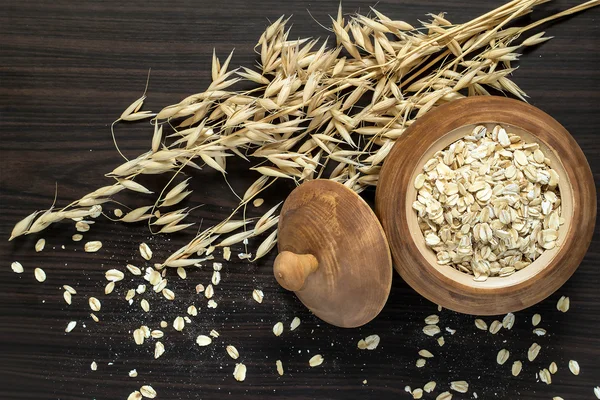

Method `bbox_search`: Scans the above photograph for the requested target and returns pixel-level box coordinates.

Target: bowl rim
[375,96,596,315]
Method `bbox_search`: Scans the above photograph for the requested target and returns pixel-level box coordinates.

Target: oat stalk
[9,0,597,266]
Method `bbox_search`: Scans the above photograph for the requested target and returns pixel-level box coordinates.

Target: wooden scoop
[274,180,392,328]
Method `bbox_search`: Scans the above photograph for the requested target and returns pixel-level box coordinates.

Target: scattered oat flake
[173,317,185,331]
[76,221,90,232]
[209,329,220,338]
[141,299,150,312]
[196,335,212,346]
[502,312,515,329]
[416,358,426,368]
[114,208,123,217]
[90,313,99,322]
[129,369,138,378]
[176,267,187,279]
[84,241,102,252]
[11,261,24,273]
[160,320,167,328]
[424,314,439,325]
[418,349,434,358]
[423,325,440,336]
[489,320,502,334]
[436,391,452,400]
[424,381,436,393]
[497,349,510,365]
[141,325,150,338]
[204,284,214,299]
[594,386,600,399]
[450,380,468,393]
[309,354,324,367]
[126,289,136,301]
[533,328,547,336]
[63,291,72,305]
[568,360,580,375]
[539,368,552,384]
[187,305,198,316]
[437,336,445,346]
[412,388,423,399]
[133,329,145,345]
[226,345,239,359]
[528,343,541,362]
[65,321,77,333]
[211,270,221,285]
[128,391,142,400]
[557,296,570,312]
[276,360,284,376]
[549,361,558,374]
[252,289,264,303]
[162,288,175,301]
[273,322,284,336]
[90,361,97,371]
[223,247,231,261]
[127,264,142,275]
[72,234,83,242]
[290,317,301,331]
[195,284,205,294]
[89,297,101,311]
[140,385,156,398]
[104,281,115,295]
[233,363,247,381]
[106,269,125,282]
[151,330,164,339]
[139,243,153,260]
[35,238,45,252]
[474,319,487,330]
[207,299,217,308]
[357,334,380,350]
[63,284,76,294]
[154,341,165,359]
[512,360,522,376]
[34,267,46,282]
[253,198,264,207]
[532,313,541,326]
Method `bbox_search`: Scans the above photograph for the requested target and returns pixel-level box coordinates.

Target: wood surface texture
[1,0,599,399]
[376,96,596,316]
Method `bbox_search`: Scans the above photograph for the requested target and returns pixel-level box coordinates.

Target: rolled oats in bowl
[412,124,562,281]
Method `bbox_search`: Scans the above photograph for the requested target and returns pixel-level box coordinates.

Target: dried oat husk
[9,0,598,268]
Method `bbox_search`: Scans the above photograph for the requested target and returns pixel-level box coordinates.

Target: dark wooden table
[1,1,599,399]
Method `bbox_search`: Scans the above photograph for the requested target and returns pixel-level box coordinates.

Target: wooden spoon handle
[273,251,319,291]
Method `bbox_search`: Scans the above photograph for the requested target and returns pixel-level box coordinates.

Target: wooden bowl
[274,180,392,328]
[376,96,596,315]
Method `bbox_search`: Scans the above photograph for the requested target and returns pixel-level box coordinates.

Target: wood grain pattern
[1,0,599,399]
[276,180,392,328]
[376,97,596,315]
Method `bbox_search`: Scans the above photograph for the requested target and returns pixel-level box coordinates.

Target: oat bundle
[9,0,598,267]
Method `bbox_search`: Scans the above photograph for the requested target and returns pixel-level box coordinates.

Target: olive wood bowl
[376,96,596,315]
